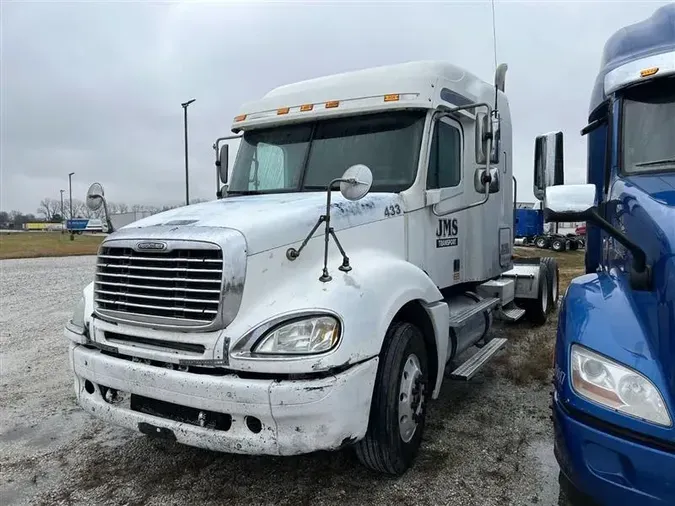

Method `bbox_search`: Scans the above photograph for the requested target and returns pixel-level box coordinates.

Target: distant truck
[22,222,65,232]
[544,5,675,506]
[514,207,583,251]
[67,218,107,234]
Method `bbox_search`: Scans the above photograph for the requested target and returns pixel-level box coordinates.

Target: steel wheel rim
[399,354,423,443]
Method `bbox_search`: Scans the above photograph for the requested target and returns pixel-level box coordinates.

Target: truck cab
[541,4,675,505]
[65,60,556,475]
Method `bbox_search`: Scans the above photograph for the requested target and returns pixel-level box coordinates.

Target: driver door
[423,117,466,289]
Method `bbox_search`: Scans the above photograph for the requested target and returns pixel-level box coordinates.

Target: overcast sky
[0,0,668,214]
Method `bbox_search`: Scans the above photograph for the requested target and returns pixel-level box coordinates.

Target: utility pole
[68,172,75,240]
[181,99,196,206]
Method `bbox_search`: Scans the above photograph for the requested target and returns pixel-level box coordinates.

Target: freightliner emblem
[135,241,167,252]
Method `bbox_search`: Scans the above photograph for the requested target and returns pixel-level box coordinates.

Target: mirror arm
[433,102,494,217]
[286,177,356,282]
[580,117,607,137]
[587,209,648,274]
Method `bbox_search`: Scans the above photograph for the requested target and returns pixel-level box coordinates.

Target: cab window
[427,121,461,189]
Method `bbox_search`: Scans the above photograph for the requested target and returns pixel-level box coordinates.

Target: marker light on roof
[300,104,314,112]
[384,94,400,102]
[640,67,659,78]
[234,114,247,122]
[277,107,290,115]
[325,100,340,109]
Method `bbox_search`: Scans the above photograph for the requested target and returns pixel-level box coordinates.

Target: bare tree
[37,198,61,221]
[117,203,129,213]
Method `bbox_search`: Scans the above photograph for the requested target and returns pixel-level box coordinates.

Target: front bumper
[553,393,675,506]
[70,344,378,456]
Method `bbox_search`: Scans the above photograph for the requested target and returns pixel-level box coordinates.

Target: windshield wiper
[635,158,675,168]
[226,190,266,195]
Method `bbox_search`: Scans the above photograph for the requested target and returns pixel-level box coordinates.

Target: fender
[225,241,448,397]
[556,270,674,442]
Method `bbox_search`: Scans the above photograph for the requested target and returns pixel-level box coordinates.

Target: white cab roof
[232,60,499,132]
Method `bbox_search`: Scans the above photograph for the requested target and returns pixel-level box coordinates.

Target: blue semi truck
[536,4,675,505]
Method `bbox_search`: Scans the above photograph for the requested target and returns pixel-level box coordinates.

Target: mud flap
[138,422,176,441]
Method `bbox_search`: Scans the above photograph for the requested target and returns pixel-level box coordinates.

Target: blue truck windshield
[622,77,675,174]
[228,110,426,194]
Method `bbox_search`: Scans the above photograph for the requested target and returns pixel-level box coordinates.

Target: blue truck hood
[614,173,675,401]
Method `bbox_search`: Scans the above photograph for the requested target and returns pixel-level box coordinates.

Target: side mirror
[86,182,114,233]
[533,131,564,201]
[475,113,489,165]
[543,184,596,222]
[474,167,500,194]
[339,164,373,201]
[217,144,229,184]
[86,182,105,211]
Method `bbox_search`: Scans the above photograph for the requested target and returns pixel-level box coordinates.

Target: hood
[121,192,402,254]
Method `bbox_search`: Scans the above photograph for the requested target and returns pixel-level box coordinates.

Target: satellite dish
[86,182,105,211]
[339,164,373,201]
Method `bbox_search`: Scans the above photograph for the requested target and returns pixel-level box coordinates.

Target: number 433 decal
[384,204,402,217]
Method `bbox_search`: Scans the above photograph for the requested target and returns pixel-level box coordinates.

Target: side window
[249,143,285,190]
[427,121,461,189]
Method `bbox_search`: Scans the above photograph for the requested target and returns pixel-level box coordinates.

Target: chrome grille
[94,243,223,325]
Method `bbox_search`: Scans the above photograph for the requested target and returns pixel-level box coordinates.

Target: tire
[569,241,579,251]
[541,257,560,311]
[355,321,429,475]
[535,236,549,249]
[522,263,549,325]
[551,238,565,252]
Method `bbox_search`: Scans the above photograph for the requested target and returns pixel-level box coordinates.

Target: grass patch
[0,232,103,260]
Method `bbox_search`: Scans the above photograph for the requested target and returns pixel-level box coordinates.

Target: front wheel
[535,236,549,249]
[355,322,428,475]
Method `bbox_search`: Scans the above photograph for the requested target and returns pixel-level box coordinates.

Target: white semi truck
[66,61,558,475]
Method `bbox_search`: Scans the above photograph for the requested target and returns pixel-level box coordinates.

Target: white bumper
[70,344,378,456]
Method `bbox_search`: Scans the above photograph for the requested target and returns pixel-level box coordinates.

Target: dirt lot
[0,232,103,260]
[0,249,584,506]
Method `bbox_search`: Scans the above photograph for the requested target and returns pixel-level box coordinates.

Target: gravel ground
[1,255,562,506]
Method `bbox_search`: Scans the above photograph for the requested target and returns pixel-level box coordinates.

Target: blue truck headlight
[252,316,340,355]
[571,344,672,427]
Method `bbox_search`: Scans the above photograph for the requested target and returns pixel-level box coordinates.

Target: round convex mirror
[339,164,373,201]
[86,182,105,211]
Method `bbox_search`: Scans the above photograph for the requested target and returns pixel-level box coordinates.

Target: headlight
[253,316,340,355]
[571,344,671,427]
[70,295,86,331]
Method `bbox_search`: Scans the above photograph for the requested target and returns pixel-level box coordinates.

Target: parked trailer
[66,218,107,234]
[65,60,559,475]
[544,5,675,506]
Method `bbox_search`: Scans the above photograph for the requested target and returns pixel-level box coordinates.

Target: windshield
[228,110,426,194]
[622,76,675,174]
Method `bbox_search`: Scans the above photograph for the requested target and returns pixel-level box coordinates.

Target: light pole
[68,172,75,219]
[68,172,75,239]
[60,190,65,231]
[181,99,195,206]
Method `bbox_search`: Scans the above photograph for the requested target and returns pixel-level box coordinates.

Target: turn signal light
[384,94,400,102]
[640,67,659,78]
[277,107,290,115]
[300,104,313,112]
[325,100,340,109]
[234,114,247,122]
